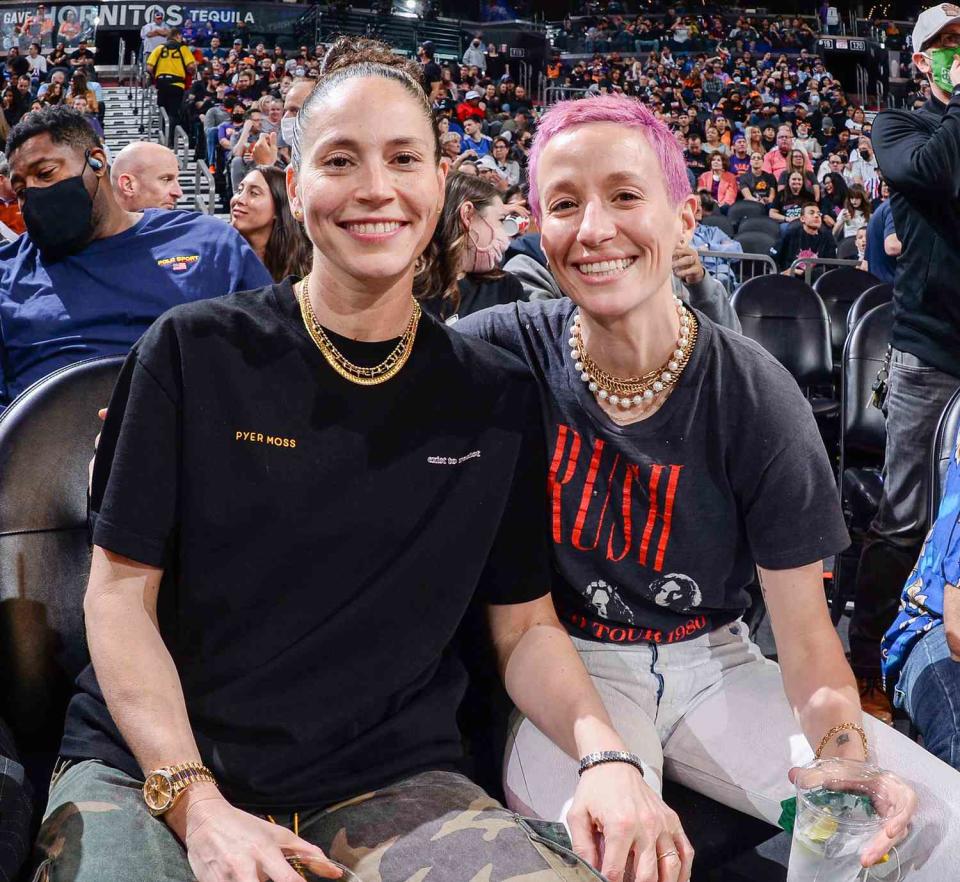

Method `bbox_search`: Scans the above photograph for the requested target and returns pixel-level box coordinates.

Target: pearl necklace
[569,296,698,411]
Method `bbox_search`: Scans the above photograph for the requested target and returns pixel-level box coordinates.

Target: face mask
[859,148,871,159]
[924,47,960,92]
[280,115,296,144]
[232,113,245,123]
[466,214,508,274]
[22,154,99,262]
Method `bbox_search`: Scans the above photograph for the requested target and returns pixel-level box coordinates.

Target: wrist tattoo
[836,732,850,747]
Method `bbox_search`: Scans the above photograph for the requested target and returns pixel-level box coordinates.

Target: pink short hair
[527,94,690,222]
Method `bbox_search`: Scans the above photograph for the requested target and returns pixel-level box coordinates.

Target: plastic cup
[787,758,905,882]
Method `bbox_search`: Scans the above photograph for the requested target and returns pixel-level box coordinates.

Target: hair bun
[319,36,423,87]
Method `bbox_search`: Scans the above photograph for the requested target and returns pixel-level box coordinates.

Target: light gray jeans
[504,622,960,879]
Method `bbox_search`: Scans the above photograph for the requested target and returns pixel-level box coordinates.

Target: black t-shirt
[457,300,848,646]
[60,280,549,811]
[422,272,525,323]
[422,60,442,90]
[773,189,814,221]
[684,149,710,179]
[774,225,838,272]
[739,171,778,202]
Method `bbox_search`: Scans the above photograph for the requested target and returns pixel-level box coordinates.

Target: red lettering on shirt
[547,422,683,573]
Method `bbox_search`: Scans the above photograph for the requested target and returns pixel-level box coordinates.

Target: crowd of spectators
[4,6,960,881]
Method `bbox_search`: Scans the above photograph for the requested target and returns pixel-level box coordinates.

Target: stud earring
[294,209,303,221]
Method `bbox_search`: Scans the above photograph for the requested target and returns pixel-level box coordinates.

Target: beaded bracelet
[815,722,869,760]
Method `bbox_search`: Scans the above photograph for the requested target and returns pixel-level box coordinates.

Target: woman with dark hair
[819,171,847,230]
[230,164,311,282]
[67,71,97,114]
[696,152,738,208]
[35,36,654,882]
[769,169,815,225]
[834,182,872,240]
[776,147,819,201]
[422,173,523,322]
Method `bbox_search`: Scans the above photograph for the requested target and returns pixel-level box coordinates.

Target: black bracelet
[578,750,645,778]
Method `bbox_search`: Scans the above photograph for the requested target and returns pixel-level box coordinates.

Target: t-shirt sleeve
[477,378,551,605]
[453,302,527,360]
[181,46,195,67]
[883,205,896,239]
[90,317,182,568]
[732,349,850,570]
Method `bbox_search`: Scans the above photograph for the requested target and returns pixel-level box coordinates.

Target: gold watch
[142,762,217,817]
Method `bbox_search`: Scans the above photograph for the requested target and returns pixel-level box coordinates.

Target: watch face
[143,771,175,813]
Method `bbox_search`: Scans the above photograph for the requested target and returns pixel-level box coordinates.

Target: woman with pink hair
[455,93,955,881]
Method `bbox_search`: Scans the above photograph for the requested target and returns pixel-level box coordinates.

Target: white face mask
[280,115,296,145]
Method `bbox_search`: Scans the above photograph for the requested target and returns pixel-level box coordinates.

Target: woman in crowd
[696,152,738,209]
[833,182,872,241]
[421,173,523,322]
[229,165,312,282]
[0,105,8,153]
[744,124,764,157]
[36,39,664,882]
[702,124,729,157]
[819,170,847,230]
[2,89,18,128]
[776,147,819,200]
[67,71,97,115]
[456,92,960,880]
[769,170,814,225]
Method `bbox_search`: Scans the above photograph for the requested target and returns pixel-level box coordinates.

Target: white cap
[465,90,481,100]
[913,3,960,51]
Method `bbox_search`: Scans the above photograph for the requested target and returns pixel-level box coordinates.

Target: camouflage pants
[33,760,603,882]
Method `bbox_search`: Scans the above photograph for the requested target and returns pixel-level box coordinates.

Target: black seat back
[733,230,776,256]
[699,214,735,237]
[737,216,781,239]
[841,303,893,459]
[0,356,124,748]
[728,200,766,229]
[731,275,833,386]
[930,388,960,521]
[847,283,894,335]
[814,267,881,361]
[836,236,860,259]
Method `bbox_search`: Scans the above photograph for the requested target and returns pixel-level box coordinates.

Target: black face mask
[21,153,99,262]
[859,149,871,159]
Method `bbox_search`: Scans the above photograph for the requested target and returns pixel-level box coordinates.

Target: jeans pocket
[48,757,74,792]
[514,814,609,881]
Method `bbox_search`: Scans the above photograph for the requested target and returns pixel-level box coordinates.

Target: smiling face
[287,77,445,292]
[537,122,694,320]
[230,169,275,238]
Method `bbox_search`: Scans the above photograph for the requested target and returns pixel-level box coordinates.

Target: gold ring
[657,850,679,861]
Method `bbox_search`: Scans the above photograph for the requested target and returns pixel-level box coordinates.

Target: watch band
[578,750,645,778]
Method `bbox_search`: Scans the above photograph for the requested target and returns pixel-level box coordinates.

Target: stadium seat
[833,304,893,623]
[813,267,881,365]
[734,230,776,256]
[699,214,735,237]
[0,356,124,805]
[930,387,960,521]
[836,236,860,260]
[727,200,767,230]
[847,283,894,335]
[731,275,833,389]
[737,216,782,240]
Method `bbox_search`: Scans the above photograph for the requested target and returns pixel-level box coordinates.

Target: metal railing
[158,107,170,147]
[194,162,217,215]
[117,37,126,86]
[698,250,778,297]
[543,85,588,106]
[172,124,191,168]
[788,256,862,285]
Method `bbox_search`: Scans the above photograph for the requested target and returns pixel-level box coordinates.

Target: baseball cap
[465,90,480,100]
[733,133,746,143]
[913,3,960,52]
[477,155,507,177]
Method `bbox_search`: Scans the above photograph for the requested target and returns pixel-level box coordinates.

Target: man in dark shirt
[0,105,270,408]
[739,151,778,204]
[684,134,709,179]
[850,4,960,721]
[773,202,837,274]
[863,197,900,284]
[418,40,442,100]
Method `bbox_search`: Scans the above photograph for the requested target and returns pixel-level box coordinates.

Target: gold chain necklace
[294,276,421,386]
[570,295,698,411]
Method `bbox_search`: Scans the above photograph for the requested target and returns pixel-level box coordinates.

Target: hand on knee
[565,764,693,882]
